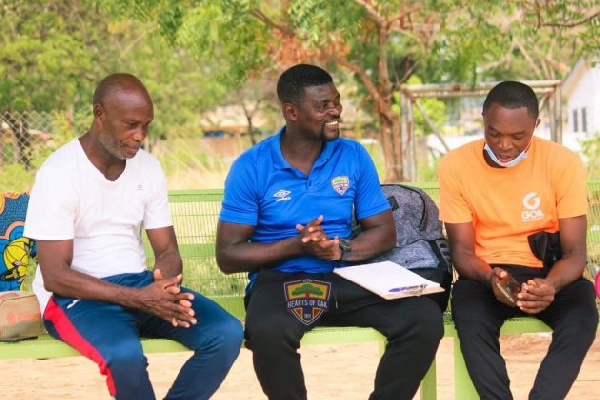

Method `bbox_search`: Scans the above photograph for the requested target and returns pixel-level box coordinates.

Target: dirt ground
[2,333,598,400]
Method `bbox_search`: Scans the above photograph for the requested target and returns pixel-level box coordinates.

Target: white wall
[565,63,600,137]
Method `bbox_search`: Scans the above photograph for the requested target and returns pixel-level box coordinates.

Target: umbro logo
[274,189,291,202]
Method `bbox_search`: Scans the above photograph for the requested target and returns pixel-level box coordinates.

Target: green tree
[107,0,452,180]
[434,1,600,81]
[7,1,597,181]
[106,0,599,181]
[0,0,231,189]
[0,0,103,112]
[106,19,228,140]
[0,1,227,131]
[393,76,447,138]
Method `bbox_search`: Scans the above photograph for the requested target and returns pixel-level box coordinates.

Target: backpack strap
[427,239,453,274]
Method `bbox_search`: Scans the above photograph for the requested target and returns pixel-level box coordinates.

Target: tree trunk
[379,109,403,182]
[246,115,256,145]
[375,18,404,183]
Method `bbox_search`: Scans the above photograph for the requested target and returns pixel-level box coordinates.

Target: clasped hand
[516,278,555,314]
[137,269,197,328]
[489,268,555,314]
[295,215,342,260]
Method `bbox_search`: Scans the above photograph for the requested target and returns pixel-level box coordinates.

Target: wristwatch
[339,239,351,261]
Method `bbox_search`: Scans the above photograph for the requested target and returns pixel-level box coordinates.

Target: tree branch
[534,0,542,28]
[394,59,420,88]
[249,8,293,36]
[478,40,517,73]
[120,27,157,58]
[543,56,570,76]
[386,6,420,30]
[514,38,544,78]
[336,58,394,121]
[352,0,385,27]
[541,10,600,28]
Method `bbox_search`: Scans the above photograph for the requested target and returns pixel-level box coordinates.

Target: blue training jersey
[219,127,389,286]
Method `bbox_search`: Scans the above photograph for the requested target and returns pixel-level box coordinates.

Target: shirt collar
[270,126,290,170]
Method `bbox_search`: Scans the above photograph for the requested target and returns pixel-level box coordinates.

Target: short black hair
[482,81,539,119]
[277,64,333,104]
[93,73,148,105]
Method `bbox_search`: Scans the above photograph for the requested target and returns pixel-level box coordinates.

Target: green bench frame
[2,182,600,400]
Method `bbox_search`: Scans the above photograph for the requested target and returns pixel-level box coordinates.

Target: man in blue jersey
[216,64,443,400]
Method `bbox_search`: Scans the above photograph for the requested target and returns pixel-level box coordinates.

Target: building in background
[561,58,600,153]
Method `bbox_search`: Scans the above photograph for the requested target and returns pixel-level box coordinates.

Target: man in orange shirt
[439,81,598,400]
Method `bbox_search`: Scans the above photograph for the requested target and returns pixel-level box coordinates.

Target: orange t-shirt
[438,137,587,268]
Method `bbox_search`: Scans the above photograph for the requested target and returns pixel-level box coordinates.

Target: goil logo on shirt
[521,192,543,221]
[273,189,291,202]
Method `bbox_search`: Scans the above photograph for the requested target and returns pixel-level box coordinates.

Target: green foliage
[49,111,90,147]
[105,19,228,138]
[1,0,229,143]
[582,133,600,180]
[392,76,448,138]
[107,0,272,87]
[417,157,440,182]
[100,0,600,181]
[519,0,600,56]
[3,0,599,186]
[431,1,599,81]
[0,164,33,193]
[0,110,91,191]
[0,0,100,111]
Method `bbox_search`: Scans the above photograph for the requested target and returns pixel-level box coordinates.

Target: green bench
[1,182,599,400]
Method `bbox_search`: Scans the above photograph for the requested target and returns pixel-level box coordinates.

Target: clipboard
[333,260,445,300]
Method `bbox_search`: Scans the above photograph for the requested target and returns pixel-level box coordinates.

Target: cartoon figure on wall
[0,193,36,292]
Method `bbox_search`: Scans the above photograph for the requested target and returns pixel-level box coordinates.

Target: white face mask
[483,139,531,168]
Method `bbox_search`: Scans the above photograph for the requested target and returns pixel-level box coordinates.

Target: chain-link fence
[0,110,245,192]
[2,111,76,192]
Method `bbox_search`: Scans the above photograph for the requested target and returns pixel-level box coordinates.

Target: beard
[98,132,126,160]
[319,121,340,141]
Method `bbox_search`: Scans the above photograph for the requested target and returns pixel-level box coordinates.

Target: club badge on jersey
[284,280,331,325]
[331,176,349,195]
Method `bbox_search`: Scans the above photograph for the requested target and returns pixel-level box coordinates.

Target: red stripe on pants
[44,297,117,396]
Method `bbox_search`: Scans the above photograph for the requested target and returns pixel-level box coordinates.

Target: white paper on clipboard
[334,260,444,300]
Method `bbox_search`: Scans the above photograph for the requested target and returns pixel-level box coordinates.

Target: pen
[388,284,426,293]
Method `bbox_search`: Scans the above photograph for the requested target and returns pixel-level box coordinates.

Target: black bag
[354,184,452,311]
[527,231,561,272]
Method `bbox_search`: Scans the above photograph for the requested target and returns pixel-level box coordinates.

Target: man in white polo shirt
[25,73,242,400]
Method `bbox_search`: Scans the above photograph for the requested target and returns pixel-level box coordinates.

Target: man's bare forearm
[545,255,586,293]
[153,248,183,278]
[342,226,395,262]
[43,267,148,308]
[453,252,494,284]
[217,236,304,274]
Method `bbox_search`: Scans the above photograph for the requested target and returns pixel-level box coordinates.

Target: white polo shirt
[24,139,172,311]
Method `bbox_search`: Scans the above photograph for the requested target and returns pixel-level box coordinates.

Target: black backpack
[354,184,453,311]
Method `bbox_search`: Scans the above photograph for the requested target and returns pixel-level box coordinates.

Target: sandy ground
[1,333,598,400]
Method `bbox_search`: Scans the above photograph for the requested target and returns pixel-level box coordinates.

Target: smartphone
[495,272,521,305]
